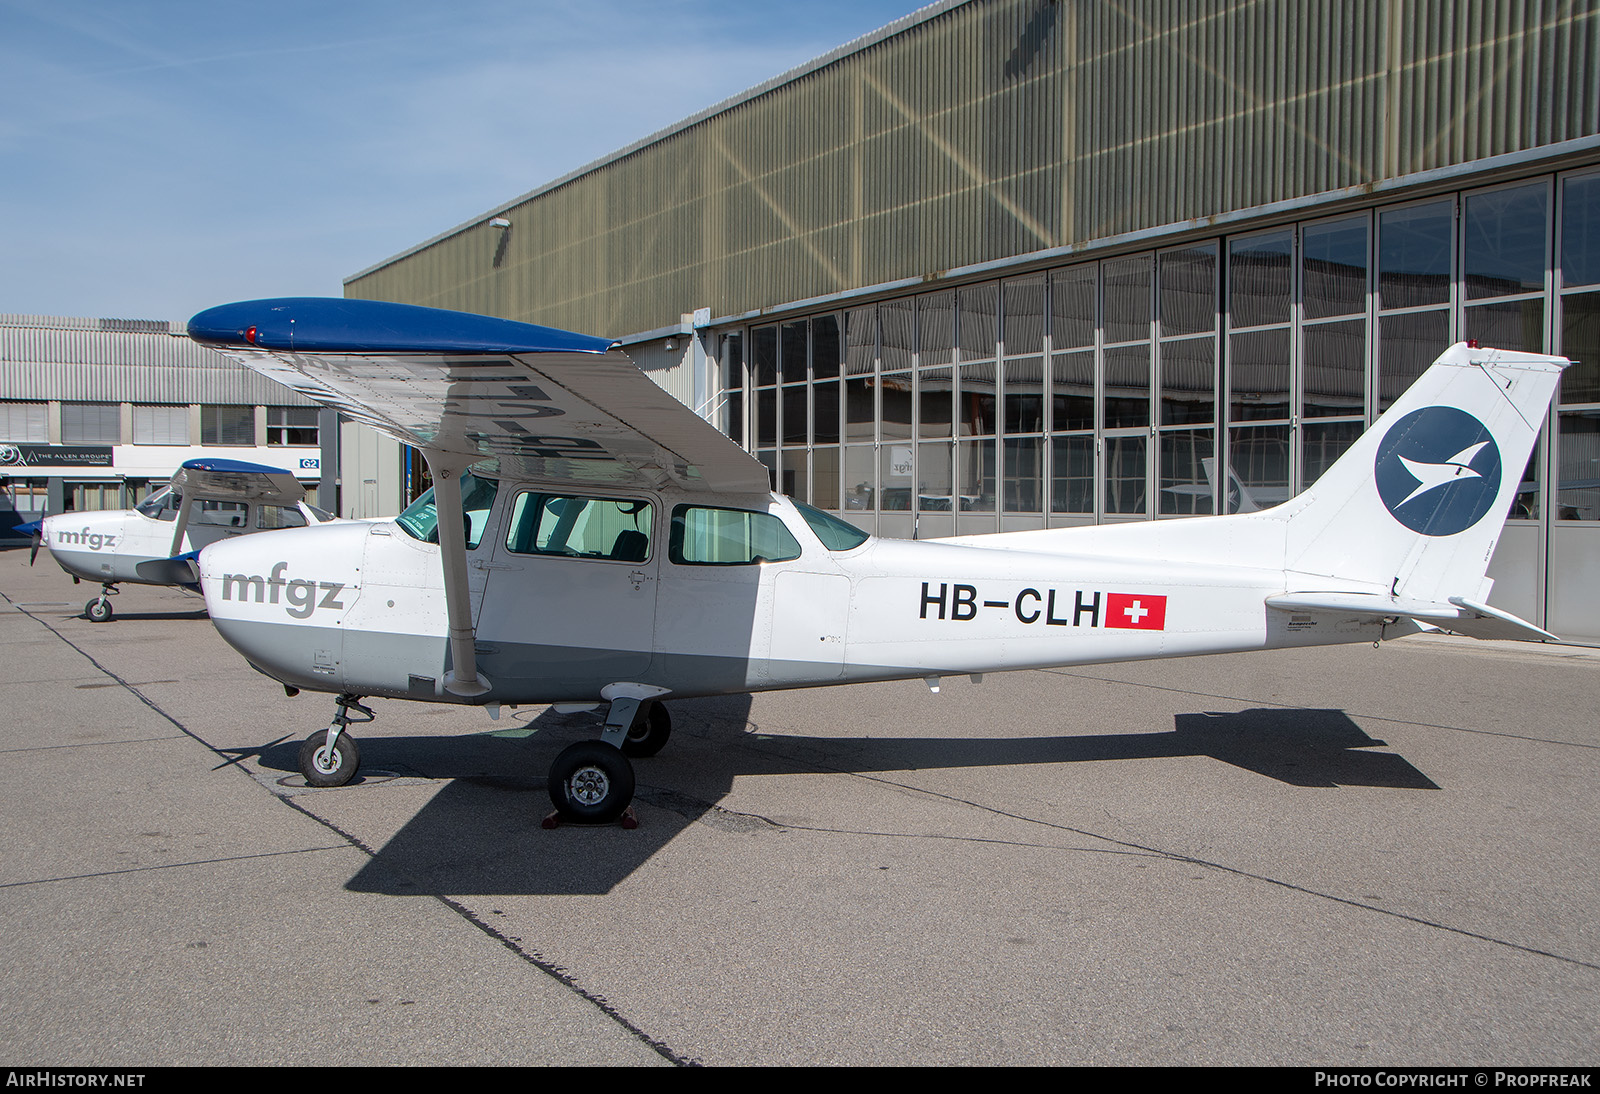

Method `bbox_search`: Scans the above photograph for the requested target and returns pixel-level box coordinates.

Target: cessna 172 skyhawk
[186,297,1566,826]
[29,458,330,621]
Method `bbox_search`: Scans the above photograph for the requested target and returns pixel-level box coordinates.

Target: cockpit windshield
[136,486,180,522]
[395,472,499,549]
[791,500,870,551]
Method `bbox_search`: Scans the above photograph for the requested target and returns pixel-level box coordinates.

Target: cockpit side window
[503,493,653,562]
[395,472,499,549]
[194,499,249,527]
[668,505,802,565]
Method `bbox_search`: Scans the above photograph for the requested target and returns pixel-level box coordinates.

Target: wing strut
[168,492,198,559]
[428,457,491,698]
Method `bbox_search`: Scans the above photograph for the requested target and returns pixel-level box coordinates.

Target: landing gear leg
[298,694,372,788]
[85,583,118,622]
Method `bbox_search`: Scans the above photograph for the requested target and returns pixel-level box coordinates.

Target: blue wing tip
[181,458,295,475]
[188,297,615,356]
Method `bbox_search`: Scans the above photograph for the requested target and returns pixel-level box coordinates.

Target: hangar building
[0,314,401,532]
[343,0,1600,639]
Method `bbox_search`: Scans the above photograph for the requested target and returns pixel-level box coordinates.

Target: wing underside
[171,459,306,506]
[188,299,770,494]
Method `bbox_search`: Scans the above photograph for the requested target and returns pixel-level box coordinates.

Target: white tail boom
[955,343,1566,642]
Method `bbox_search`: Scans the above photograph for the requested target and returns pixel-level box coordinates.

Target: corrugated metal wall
[0,315,317,405]
[345,0,1600,339]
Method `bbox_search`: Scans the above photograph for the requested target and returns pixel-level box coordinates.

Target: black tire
[85,598,112,623]
[548,741,635,824]
[621,702,672,758]
[299,729,360,788]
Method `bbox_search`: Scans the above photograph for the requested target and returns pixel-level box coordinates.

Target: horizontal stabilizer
[1443,596,1560,643]
[1266,592,1557,643]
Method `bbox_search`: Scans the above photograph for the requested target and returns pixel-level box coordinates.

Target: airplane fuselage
[41,495,322,589]
[178,296,1568,821]
[198,487,1388,706]
[43,507,211,586]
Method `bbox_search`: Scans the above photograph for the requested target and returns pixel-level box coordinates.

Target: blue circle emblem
[1374,406,1502,536]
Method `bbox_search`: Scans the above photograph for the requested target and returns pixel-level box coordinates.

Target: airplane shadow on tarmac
[93,609,211,622]
[247,697,1435,897]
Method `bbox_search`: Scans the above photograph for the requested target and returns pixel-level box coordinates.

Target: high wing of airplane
[29,457,332,622]
[186,297,1567,827]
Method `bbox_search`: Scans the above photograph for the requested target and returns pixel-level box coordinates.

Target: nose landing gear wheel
[548,740,635,824]
[85,598,113,623]
[299,728,360,787]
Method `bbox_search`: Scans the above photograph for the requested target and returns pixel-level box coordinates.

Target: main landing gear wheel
[621,702,671,758]
[548,741,635,825]
[299,728,361,788]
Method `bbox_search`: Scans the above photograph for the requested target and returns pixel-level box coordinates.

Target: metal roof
[0,313,319,405]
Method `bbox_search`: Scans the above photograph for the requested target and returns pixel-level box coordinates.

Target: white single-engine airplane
[186,297,1567,825]
[28,458,331,621]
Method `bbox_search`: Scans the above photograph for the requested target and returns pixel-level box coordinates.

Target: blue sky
[0,1,935,322]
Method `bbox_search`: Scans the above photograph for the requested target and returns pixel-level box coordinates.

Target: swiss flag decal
[1105,593,1167,630]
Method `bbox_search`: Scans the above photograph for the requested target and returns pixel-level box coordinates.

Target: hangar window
[1159,244,1219,517]
[720,332,744,446]
[133,405,190,446]
[1558,170,1600,522]
[64,481,124,513]
[669,505,801,565]
[0,402,48,443]
[202,405,255,446]
[1376,200,1454,411]
[268,407,319,446]
[61,403,120,445]
[4,478,50,517]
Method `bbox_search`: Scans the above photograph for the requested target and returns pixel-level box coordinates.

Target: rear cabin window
[504,494,653,562]
[256,505,308,530]
[669,505,802,565]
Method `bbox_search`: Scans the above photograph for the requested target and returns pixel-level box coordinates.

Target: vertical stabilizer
[1282,343,1565,602]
